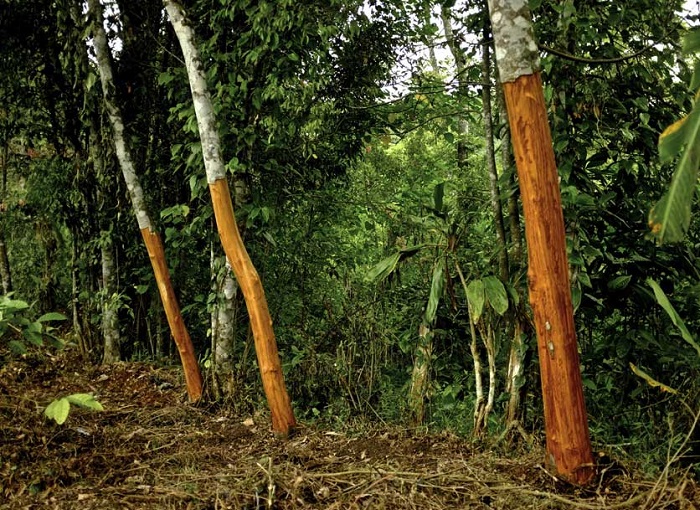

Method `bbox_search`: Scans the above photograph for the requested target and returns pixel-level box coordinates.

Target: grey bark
[88,0,152,231]
[163,0,227,183]
[101,240,121,363]
[487,0,540,82]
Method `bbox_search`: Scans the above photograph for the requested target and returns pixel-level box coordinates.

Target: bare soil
[0,348,697,509]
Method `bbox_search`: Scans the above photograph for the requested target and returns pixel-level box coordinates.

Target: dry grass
[0,348,697,509]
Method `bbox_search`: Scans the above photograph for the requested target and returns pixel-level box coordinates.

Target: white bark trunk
[88,0,152,231]
[101,242,121,363]
[163,1,227,184]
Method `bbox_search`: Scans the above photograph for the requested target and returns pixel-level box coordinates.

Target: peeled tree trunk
[487,0,593,484]
[89,0,202,401]
[164,0,296,435]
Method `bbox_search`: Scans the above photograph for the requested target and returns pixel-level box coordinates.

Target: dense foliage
[1,0,698,474]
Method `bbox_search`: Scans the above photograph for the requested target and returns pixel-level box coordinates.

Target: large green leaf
[45,398,70,425]
[647,278,700,357]
[650,105,700,244]
[433,182,445,212]
[366,252,401,282]
[66,393,104,411]
[483,276,508,315]
[38,312,68,322]
[424,262,444,324]
[366,245,425,282]
[466,279,485,322]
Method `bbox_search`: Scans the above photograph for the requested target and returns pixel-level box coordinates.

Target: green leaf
[607,275,631,290]
[433,182,445,212]
[66,394,104,411]
[443,131,454,143]
[629,363,677,393]
[8,340,26,354]
[38,312,68,322]
[366,252,401,282]
[651,106,700,243]
[466,279,485,322]
[45,398,70,425]
[1,299,30,311]
[648,278,700,357]
[424,262,444,324]
[483,276,508,315]
[692,60,700,91]
[683,27,700,54]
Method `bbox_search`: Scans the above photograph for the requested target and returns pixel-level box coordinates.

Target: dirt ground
[0,348,697,509]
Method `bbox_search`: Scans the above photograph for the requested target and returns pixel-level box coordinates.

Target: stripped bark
[164,0,295,435]
[89,0,202,400]
[487,0,594,484]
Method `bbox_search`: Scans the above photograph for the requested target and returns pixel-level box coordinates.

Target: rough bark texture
[165,0,296,434]
[211,251,238,400]
[488,0,540,82]
[89,0,202,401]
[408,323,433,426]
[488,0,593,484]
[101,241,121,363]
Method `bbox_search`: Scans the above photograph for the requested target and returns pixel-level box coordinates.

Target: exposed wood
[165,0,296,435]
[140,229,202,400]
[209,180,296,433]
[487,0,594,485]
[89,0,203,401]
[502,72,593,485]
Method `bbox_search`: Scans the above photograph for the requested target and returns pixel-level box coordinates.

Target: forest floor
[0,348,697,509]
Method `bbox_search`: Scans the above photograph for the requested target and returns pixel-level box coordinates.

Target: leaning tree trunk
[164,0,296,435]
[88,0,202,401]
[487,0,594,485]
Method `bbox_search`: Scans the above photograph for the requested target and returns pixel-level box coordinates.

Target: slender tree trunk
[487,0,593,484]
[408,323,433,426]
[89,0,202,401]
[455,261,486,436]
[481,26,509,282]
[496,64,527,432]
[101,239,121,363]
[0,143,13,295]
[441,7,469,169]
[164,0,295,435]
[211,247,238,400]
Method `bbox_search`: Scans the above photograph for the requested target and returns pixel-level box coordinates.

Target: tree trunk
[89,0,202,401]
[0,143,13,295]
[455,261,486,436]
[101,240,121,363]
[164,0,295,435]
[441,7,469,169]
[211,248,238,400]
[481,26,509,282]
[487,0,594,485]
[408,323,433,426]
